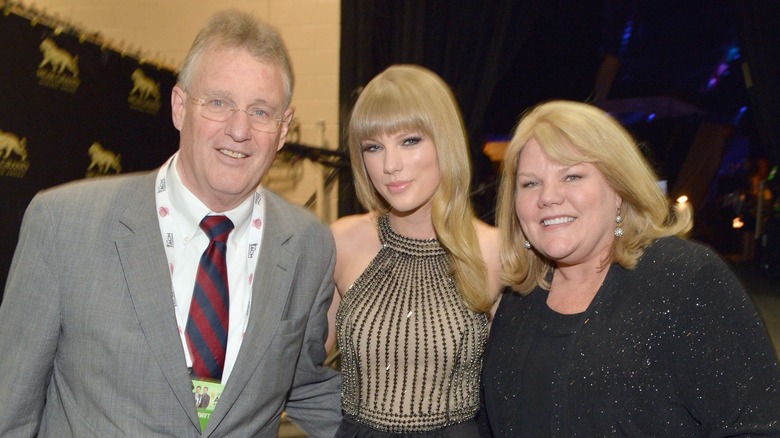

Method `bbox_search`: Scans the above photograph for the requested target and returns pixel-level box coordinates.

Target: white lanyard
[154,155,263,357]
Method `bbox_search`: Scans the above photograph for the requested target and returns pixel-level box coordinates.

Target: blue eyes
[204,99,271,119]
[519,174,583,188]
[360,136,422,153]
[188,94,282,133]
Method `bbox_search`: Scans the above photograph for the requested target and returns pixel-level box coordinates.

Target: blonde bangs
[347,64,444,146]
[347,82,435,212]
[532,123,591,166]
[349,92,431,144]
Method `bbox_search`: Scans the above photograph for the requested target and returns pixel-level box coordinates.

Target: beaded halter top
[336,215,488,433]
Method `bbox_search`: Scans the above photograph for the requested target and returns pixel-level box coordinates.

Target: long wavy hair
[347,64,492,313]
[497,100,692,293]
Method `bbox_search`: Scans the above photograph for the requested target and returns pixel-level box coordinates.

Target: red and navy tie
[186,215,234,380]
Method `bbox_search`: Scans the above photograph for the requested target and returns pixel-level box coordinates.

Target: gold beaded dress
[335,215,488,437]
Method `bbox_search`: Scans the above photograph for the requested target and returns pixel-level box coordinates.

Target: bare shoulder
[331,213,379,249]
[330,213,382,295]
[473,219,501,256]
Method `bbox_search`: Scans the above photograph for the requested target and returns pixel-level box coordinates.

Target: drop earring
[614,207,624,238]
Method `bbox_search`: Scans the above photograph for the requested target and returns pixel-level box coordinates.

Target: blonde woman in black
[480,100,780,437]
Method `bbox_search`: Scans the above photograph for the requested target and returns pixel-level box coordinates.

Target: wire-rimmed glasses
[188,94,284,133]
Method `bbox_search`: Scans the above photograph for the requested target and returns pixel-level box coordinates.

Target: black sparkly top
[336,215,488,433]
[478,236,780,437]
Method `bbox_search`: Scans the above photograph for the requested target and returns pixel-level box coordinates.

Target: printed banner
[0,11,180,297]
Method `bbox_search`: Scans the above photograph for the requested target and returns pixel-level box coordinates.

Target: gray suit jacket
[0,171,342,437]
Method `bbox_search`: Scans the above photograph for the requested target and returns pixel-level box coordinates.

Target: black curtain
[338,0,780,224]
[339,0,547,222]
[738,0,780,164]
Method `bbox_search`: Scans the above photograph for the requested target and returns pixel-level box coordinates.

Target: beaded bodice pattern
[336,215,488,433]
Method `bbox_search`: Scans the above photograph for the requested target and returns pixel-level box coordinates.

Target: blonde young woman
[479,100,780,436]
[329,65,502,437]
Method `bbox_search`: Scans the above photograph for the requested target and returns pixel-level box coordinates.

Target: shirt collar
[168,154,254,243]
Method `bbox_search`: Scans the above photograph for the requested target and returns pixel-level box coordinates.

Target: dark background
[338,0,780,255]
[0,10,179,299]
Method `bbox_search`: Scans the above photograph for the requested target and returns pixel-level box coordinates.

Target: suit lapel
[204,192,299,433]
[114,172,200,430]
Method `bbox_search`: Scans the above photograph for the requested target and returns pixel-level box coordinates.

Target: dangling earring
[614,207,624,238]
[524,240,532,249]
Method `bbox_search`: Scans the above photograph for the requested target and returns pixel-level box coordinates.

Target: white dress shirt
[161,156,264,383]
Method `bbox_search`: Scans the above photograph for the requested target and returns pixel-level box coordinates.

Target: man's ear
[171,85,186,131]
[275,107,295,152]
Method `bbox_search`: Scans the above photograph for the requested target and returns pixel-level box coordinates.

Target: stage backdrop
[0,8,180,300]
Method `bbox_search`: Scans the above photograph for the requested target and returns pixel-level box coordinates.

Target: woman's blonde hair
[497,100,692,293]
[347,64,492,313]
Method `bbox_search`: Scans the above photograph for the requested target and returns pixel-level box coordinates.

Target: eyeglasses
[188,94,284,133]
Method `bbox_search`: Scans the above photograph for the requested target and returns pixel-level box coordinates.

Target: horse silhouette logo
[130,68,161,101]
[39,38,79,77]
[0,130,28,161]
[87,142,121,174]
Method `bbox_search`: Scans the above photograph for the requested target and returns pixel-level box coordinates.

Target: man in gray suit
[0,9,341,437]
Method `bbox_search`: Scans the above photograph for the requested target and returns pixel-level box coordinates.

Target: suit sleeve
[0,195,62,437]
[283,225,343,437]
[673,250,780,435]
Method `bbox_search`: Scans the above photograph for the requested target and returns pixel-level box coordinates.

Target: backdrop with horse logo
[0,9,180,299]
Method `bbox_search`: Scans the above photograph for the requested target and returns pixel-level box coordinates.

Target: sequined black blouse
[478,237,780,437]
[337,215,488,433]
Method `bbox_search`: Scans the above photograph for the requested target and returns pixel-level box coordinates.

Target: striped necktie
[186,215,234,380]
